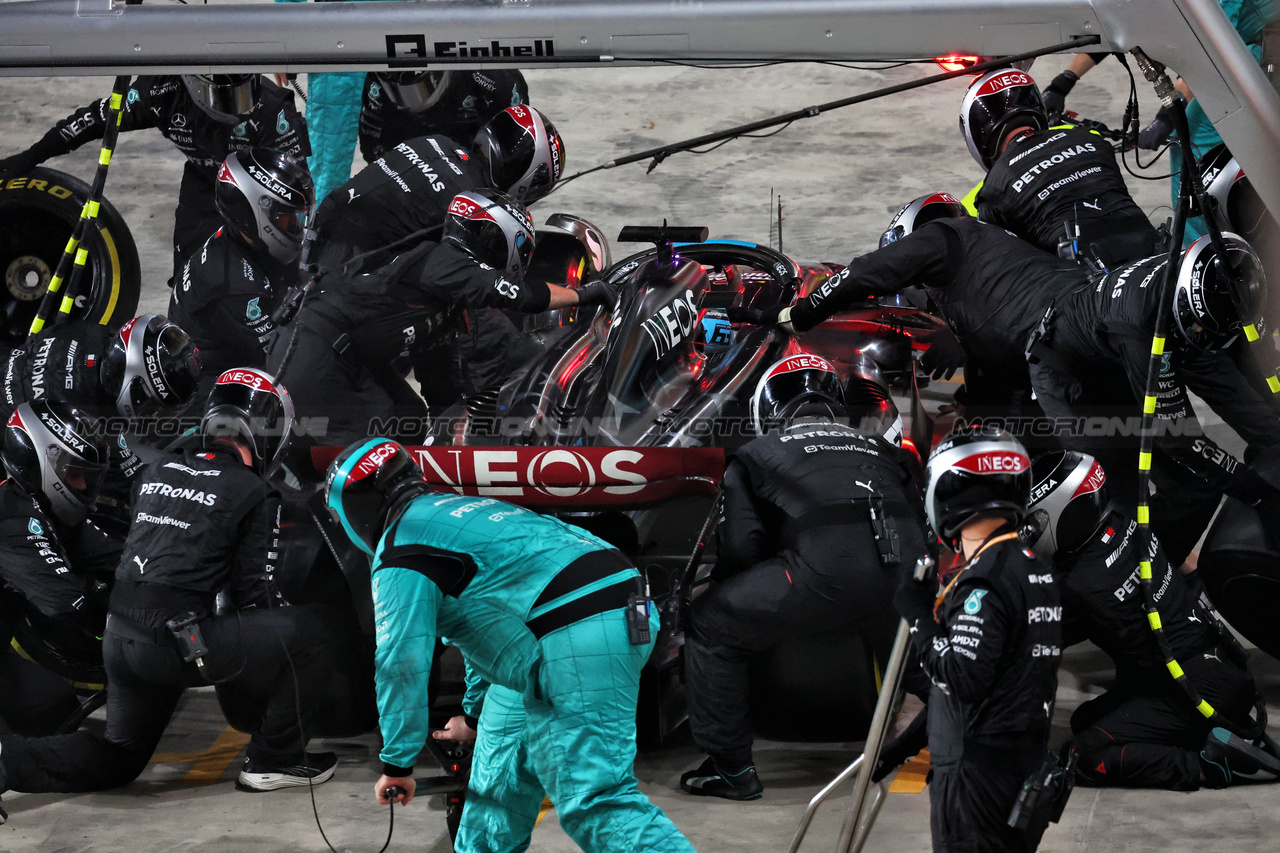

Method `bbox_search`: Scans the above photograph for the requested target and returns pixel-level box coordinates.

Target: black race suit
[1056,504,1258,790]
[1026,254,1280,562]
[788,217,1085,404]
[358,70,528,163]
[15,76,309,275]
[266,240,551,453]
[684,421,930,766]
[169,227,297,407]
[0,447,338,793]
[909,536,1061,853]
[311,133,482,274]
[977,126,1161,268]
[0,482,123,735]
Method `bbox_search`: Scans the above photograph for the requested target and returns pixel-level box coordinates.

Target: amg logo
[385,34,556,65]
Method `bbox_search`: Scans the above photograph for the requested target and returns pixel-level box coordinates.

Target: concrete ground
[1,4,1277,850]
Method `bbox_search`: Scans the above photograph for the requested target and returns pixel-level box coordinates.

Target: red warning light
[935,55,981,73]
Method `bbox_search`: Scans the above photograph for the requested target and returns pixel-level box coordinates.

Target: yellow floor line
[534,796,554,827]
[150,726,252,785]
[888,748,931,793]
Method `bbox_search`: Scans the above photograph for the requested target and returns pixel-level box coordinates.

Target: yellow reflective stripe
[1151,336,1165,356]
[1166,660,1184,679]
[1268,375,1280,394]
[1140,560,1153,580]
[47,275,64,292]
[59,295,75,313]
[74,247,90,266]
[1137,505,1150,525]
[1147,611,1162,630]
[1143,395,1157,415]
[1196,700,1215,719]
[1138,451,1152,471]
[63,236,78,254]
[960,181,982,217]
[109,92,123,110]
[29,317,45,334]
[1244,324,1261,342]
[86,200,100,219]
[99,148,113,166]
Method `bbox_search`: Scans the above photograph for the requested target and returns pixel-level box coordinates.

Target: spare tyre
[0,166,141,345]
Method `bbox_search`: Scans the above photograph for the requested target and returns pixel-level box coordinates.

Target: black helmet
[1023,450,1110,559]
[880,192,969,247]
[960,68,1048,170]
[373,70,453,113]
[924,424,1031,550]
[1173,233,1266,350]
[324,438,429,556]
[101,314,202,418]
[200,367,294,475]
[845,352,904,446]
[3,401,109,526]
[444,188,536,280]
[181,74,261,124]
[750,353,846,435]
[215,148,314,264]
[471,105,565,203]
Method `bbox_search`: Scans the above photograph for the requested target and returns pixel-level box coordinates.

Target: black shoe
[235,751,338,792]
[1199,727,1280,789]
[680,756,763,800]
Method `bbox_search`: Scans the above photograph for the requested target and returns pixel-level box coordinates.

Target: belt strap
[526,577,639,640]
[299,309,353,356]
[105,613,172,645]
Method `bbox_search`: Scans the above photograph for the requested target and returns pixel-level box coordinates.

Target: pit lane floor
[2,18,1277,850]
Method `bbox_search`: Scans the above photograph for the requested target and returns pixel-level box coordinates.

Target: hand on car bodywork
[917,326,965,381]
[432,714,478,745]
[575,277,621,310]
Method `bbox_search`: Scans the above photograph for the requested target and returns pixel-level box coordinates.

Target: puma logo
[1082,199,1102,211]
[855,479,874,492]
[348,188,360,202]
[133,555,148,574]
[1203,650,1221,663]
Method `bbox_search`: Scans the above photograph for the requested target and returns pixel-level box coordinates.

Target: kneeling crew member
[895,426,1062,853]
[0,368,340,794]
[1024,450,1280,790]
[325,440,695,853]
[681,354,928,799]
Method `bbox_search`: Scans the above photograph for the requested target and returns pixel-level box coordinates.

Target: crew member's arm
[0,515,106,634]
[715,457,772,576]
[1179,348,1280,452]
[1115,338,1253,496]
[780,223,959,333]
[900,575,1014,703]
[0,80,159,176]
[372,562,443,785]
[228,494,286,609]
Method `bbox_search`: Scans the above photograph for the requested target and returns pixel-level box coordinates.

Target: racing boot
[680,756,764,800]
[1198,727,1280,789]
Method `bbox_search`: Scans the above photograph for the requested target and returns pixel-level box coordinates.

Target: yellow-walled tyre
[0,167,141,344]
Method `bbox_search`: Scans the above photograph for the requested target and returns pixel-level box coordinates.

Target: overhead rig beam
[0,0,1276,215]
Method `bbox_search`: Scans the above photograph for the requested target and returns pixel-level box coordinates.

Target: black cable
[280,633,396,853]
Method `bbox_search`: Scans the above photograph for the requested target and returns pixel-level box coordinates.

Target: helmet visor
[184,75,258,124]
[47,444,108,505]
[379,71,451,113]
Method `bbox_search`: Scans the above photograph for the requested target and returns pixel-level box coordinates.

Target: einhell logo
[386,35,556,66]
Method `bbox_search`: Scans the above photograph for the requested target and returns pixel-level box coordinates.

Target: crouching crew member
[680,354,928,800]
[895,425,1062,853]
[0,369,340,795]
[325,439,695,853]
[1024,450,1280,790]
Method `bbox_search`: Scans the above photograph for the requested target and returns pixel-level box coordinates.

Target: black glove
[1138,106,1176,150]
[917,327,965,381]
[871,707,929,783]
[575,277,621,310]
[1041,70,1078,116]
[0,149,43,180]
[756,304,798,335]
[893,565,941,639]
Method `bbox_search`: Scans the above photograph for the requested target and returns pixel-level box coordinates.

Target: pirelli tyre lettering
[0,167,140,345]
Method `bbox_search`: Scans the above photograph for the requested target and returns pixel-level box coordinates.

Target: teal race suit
[370,490,694,853]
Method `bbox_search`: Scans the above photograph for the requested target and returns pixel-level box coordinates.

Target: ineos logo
[354,441,400,479]
[955,451,1029,474]
[527,449,596,497]
[449,198,480,217]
